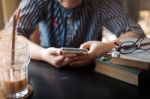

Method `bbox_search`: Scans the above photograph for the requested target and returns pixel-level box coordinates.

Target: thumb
[47,47,61,55]
[80,41,92,49]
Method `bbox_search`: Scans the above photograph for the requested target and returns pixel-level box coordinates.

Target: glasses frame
[116,35,150,54]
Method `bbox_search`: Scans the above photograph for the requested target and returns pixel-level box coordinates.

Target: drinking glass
[0,31,31,98]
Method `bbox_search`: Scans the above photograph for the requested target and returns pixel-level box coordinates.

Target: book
[95,57,150,87]
[115,37,150,63]
[119,50,150,63]
[111,57,150,70]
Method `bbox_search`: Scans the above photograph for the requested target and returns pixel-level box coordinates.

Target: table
[28,60,150,99]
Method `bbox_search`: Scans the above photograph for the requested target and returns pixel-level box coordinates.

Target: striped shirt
[14,0,143,48]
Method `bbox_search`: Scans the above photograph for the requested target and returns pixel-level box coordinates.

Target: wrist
[96,42,115,57]
[38,47,46,61]
[109,38,123,49]
[105,41,116,51]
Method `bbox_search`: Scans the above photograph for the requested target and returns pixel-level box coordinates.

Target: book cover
[119,50,150,63]
[95,57,150,87]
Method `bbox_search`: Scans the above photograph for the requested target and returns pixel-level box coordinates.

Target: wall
[140,0,150,10]
[0,0,20,29]
[0,1,4,29]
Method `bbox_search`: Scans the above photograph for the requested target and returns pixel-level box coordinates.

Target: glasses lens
[119,41,136,54]
[140,38,150,50]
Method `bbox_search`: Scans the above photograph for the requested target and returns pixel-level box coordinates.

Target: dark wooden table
[28,60,150,99]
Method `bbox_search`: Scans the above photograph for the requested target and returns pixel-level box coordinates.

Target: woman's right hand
[41,47,76,68]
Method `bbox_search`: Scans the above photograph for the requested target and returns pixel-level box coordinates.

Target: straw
[11,15,17,65]
[11,9,20,65]
[10,10,20,81]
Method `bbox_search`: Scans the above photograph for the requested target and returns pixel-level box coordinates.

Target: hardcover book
[111,57,150,70]
[95,57,150,87]
[115,37,150,63]
[119,50,150,63]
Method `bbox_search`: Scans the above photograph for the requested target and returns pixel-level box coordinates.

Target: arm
[19,36,76,68]
[81,32,141,57]
[5,0,46,36]
[68,0,145,67]
[92,0,145,55]
[8,0,75,68]
[68,32,141,67]
[100,0,144,37]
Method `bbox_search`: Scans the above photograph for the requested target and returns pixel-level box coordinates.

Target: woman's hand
[41,47,76,68]
[69,41,113,67]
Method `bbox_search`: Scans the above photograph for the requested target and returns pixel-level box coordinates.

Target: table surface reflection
[28,60,150,99]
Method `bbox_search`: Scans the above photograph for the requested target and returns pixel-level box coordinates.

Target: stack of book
[95,50,150,87]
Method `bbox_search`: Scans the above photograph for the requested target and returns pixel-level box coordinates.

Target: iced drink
[0,33,30,98]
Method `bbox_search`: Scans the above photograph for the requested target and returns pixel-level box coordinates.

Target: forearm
[19,36,45,61]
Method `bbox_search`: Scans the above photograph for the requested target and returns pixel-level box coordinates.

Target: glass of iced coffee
[0,31,32,98]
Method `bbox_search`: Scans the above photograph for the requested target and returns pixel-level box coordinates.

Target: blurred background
[0,0,20,29]
[0,0,150,40]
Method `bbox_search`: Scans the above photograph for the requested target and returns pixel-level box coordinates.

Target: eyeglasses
[115,36,150,54]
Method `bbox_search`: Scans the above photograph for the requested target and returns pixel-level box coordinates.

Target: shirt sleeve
[99,0,144,37]
[8,0,48,38]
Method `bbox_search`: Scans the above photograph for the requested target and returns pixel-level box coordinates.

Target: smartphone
[60,47,88,55]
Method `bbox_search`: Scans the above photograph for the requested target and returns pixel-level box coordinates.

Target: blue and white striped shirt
[15,0,143,48]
